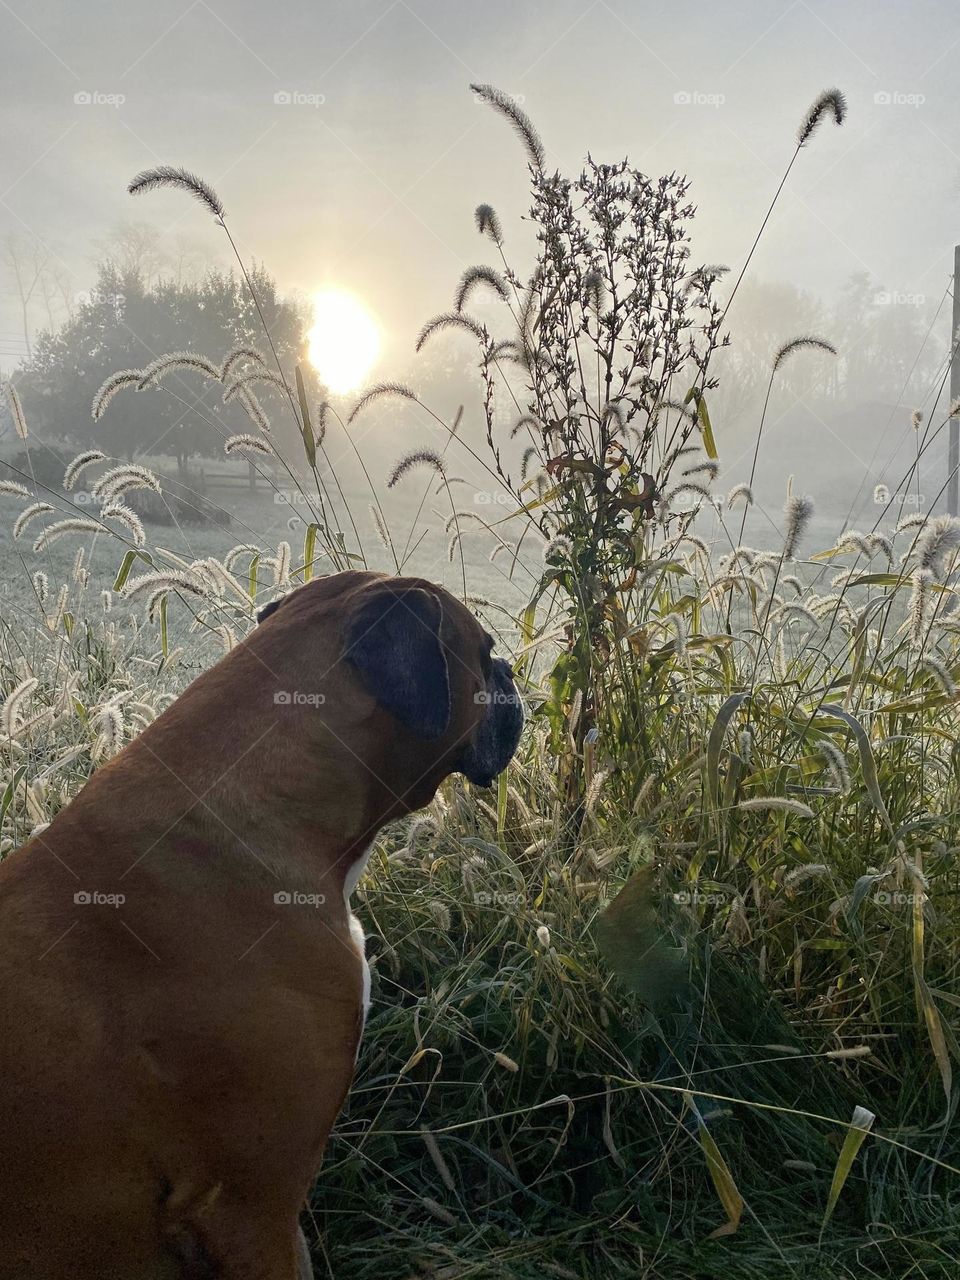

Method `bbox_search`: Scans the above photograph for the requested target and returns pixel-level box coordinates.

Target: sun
[307,288,380,396]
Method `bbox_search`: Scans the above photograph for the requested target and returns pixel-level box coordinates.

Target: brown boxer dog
[0,570,523,1279]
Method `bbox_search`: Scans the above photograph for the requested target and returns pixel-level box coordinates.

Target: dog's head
[255,572,523,803]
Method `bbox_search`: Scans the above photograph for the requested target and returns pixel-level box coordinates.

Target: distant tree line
[9,227,319,475]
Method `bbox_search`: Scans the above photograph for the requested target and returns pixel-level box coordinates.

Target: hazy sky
[1,0,957,379]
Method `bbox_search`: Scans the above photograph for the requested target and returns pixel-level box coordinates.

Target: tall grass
[1,83,959,1280]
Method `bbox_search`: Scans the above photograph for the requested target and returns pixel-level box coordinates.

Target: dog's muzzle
[455,658,524,788]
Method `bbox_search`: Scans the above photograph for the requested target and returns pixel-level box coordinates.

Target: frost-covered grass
[2,442,960,1279]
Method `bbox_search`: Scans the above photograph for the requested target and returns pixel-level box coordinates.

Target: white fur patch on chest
[344,843,372,1050]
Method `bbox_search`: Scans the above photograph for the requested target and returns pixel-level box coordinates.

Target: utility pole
[950,245,960,516]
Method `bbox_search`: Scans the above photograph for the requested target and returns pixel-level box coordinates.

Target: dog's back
[0,799,361,1279]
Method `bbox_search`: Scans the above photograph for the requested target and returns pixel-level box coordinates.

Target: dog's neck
[51,626,455,901]
[59,673,426,901]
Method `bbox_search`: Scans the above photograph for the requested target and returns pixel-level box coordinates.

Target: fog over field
[2,0,959,575]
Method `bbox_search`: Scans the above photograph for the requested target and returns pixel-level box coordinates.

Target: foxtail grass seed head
[222,371,288,403]
[783,494,814,560]
[92,705,124,759]
[470,82,545,170]
[13,503,54,539]
[63,450,106,491]
[224,434,273,456]
[510,414,541,440]
[783,863,829,890]
[33,518,103,552]
[369,504,391,551]
[220,347,268,382]
[224,544,261,571]
[32,571,48,606]
[455,265,509,313]
[920,655,957,697]
[825,1045,873,1060]
[916,515,960,577]
[138,351,219,389]
[520,446,539,483]
[123,570,207,600]
[911,408,924,430]
[3,382,28,439]
[739,796,815,818]
[772,336,837,373]
[867,533,894,562]
[896,512,927,536]
[1,677,38,736]
[475,203,504,245]
[238,388,271,434]
[100,502,146,547]
[348,381,419,424]
[909,568,933,648]
[683,460,719,480]
[681,533,710,557]
[543,535,574,562]
[388,449,446,488]
[127,165,225,220]
[836,531,872,558]
[0,480,30,498]
[275,541,291,585]
[493,1051,519,1073]
[819,740,851,792]
[796,87,847,147]
[726,483,753,509]
[92,464,161,502]
[661,480,713,509]
[777,602,819,628]
[416,311,486,353]
[92,370,141,420]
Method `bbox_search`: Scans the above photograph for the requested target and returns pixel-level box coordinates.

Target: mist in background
[1,0,958,554]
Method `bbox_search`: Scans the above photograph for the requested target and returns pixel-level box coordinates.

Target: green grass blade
[822,1105,875,1227]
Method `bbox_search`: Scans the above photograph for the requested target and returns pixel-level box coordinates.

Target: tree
[2,234,51,361]
[16,260,318,474]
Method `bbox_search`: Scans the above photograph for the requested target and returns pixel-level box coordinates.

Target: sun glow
[307,288,381,395]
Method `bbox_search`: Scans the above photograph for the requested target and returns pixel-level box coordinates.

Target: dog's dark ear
[344,586,450,740]
[257,598,285,624]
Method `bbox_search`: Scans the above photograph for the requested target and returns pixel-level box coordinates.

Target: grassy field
[2,432,959,1280]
